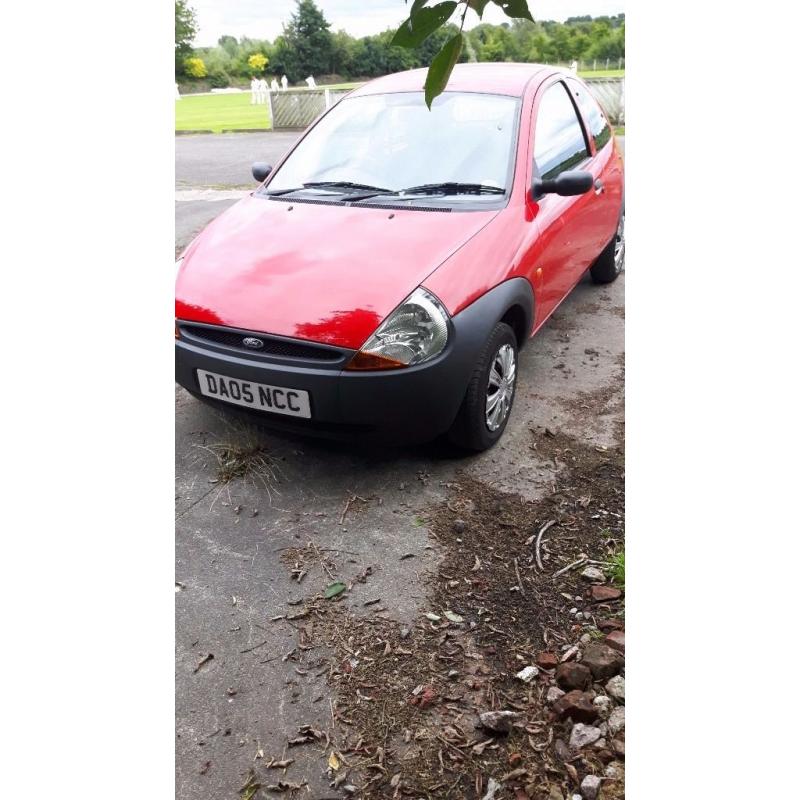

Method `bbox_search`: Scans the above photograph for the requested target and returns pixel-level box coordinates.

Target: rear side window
[568,79,611,151]
[533,82,590,180]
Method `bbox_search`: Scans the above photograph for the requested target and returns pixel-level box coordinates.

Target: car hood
[176,194,498,350]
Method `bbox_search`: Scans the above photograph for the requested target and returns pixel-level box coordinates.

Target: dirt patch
[261,427,625,798]
[545,314,578,332]
[560,381,624,422]
[574,301,603,316]
[548,353,625,444]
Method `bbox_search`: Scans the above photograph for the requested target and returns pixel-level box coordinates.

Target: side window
[533,82,590,180]
[568,79,611,151]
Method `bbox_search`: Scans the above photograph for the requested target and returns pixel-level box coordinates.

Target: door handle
[594,179,605,195]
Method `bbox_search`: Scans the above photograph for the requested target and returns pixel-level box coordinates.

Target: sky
[189,1,625,47]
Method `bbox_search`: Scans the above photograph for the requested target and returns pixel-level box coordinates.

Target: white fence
[585,77,625,125]
[268,77,624,129]
[269,88,352,130]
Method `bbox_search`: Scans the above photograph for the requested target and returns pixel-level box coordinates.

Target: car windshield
[265,91,520,199]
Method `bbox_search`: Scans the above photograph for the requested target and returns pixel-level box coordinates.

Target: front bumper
[177,345,463,446]
[175,278,534,445]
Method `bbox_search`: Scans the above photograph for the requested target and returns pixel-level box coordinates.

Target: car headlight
[346,288,450,370]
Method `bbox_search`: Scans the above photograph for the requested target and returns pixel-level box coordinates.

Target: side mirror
[532,170,593,200]
[252,162,273,183]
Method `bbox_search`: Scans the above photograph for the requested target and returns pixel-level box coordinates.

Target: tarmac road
[175,130,625,799]
[175,131,299,253]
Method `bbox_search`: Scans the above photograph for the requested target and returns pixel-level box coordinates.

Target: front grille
[180,324,344,362]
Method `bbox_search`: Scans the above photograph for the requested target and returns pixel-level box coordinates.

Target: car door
[523,79,598,322]
[566,77,624,257]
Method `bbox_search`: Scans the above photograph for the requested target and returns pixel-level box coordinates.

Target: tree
[186,7,622,88]
[282,0,334,81]
[331,30,356,76]
[248,53,269,74]
[184,56,207,79]
[270,35,292,79]
[203,46,234,87]
[175,1,198,75]
[218,35,239,58]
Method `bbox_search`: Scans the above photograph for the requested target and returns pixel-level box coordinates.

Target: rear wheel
[590,205,625,284]
[448,322,518,452]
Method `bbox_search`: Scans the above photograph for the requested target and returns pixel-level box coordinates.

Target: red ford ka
[175,63,624,451]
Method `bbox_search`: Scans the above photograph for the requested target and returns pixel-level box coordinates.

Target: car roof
[350,62,555,99]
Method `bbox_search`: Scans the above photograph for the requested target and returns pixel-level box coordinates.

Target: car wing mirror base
[252,162,273,183]
[532,169,593,201]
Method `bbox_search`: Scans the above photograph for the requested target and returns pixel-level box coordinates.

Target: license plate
[197,369,311,419]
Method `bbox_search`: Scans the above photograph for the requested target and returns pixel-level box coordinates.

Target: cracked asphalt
[175,131,625,799]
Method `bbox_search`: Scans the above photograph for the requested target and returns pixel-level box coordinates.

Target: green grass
[175,92,271,133]
[614,126,625,135]
[316,81,363,90]
[579,69,625,78]
[607,551,625,589]
[174,75,621,133]
[175,84,364,133]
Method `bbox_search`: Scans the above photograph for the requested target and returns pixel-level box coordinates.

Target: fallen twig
[552,556,587,577]
[193,653,214,673]
[339,493,367,525]
[240,640,270,654]
[513,558,525,594]
[530,519,556,571]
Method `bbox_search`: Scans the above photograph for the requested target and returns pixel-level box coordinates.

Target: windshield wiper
[303,180,395,193]
[265,181,396,200]
[266,180,506,203]
[398,182,506,196]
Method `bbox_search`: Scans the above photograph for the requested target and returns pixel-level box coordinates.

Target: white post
[593,58,597,71]
[324,88,331,109]
[266,91,274,130]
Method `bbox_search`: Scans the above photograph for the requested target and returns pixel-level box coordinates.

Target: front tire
[590,205,625,284]
[447,322,518,452]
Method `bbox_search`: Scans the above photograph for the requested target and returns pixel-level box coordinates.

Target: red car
[175,63,624,451]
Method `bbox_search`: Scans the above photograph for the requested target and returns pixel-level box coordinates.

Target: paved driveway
[175,131,625,799]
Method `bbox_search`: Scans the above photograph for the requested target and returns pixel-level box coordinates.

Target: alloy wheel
[485,343,516,431]
[614,212,625,273]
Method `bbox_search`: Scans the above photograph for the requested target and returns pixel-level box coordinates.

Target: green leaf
[490,0,534,22]
[239,774,261,800]
[392,2,458,48]
[324,581,347,599]
[467,0,492,16]
[424,32,463,109]
[409,0,429,14]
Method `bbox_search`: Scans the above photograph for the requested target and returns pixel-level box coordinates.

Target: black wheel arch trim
[446,277,534,351]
